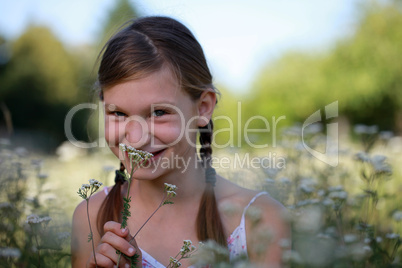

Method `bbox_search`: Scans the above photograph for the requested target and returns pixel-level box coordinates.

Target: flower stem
[87,198,97,268]
[117,165,137,267]
[34,234,41,268]
[132,194,166,240]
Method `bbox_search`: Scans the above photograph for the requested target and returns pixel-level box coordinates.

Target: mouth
[149,149,166,160]
[122,147,166,166]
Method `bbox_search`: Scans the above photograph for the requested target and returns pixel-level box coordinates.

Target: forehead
[103,67,184,105]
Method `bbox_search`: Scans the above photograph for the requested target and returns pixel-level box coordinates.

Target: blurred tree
[327,3,402,131]
[248,1,402,142]
[0,34,12,138]
[0,26,80,151]
[213,85,242,149]
[0,1,142,153]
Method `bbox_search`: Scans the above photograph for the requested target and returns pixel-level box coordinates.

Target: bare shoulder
[73,187,108,222]
[216,175,290,266]
[216,174,284,212]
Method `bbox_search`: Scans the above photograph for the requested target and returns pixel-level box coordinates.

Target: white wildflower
[0,247,21,258]
[178,240,196,258]
[279,238,291,248]
[379,131,393,140]
[354,124,378,135]
[38,173,48,179]
[317,189,326,196]
[354,151,371,163]
[328,185,344,192]
[102,165,114,172]
[385,233,400,240]
[167,190,177,198]
[169,257,182,267]
[119,143,126,152]
[370,155,392,175]
[57,232,70,240]
[363,245,372,255]
[265,178,276,184]
[329,191,348,200]
[26,214,51,224]
[279,177,291,184]
[322,198,334,207]
[0,202,12,209]
[344,234,358,244]
[300,184,315,194]
[392,211,402,222]
[282,249,303,264]
[26,214,40,224]
[164,183,177,192]
[40,216,52,223]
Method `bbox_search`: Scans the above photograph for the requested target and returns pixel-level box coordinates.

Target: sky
[0,0,361,92]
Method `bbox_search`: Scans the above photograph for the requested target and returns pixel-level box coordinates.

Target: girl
[71,16,289,268]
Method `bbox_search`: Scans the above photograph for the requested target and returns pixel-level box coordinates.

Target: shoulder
[215,175,288,230]
[215,175,290,266]
[216,174,284,214]
[72,187,108,222]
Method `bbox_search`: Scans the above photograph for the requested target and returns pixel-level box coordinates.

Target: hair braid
[96,162,125,236]
[196,120,226,246]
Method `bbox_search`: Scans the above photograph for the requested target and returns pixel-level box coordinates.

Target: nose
[124,115,150,148]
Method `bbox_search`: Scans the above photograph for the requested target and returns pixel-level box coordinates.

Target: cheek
[104,120,125,146]
[153,123,183,145]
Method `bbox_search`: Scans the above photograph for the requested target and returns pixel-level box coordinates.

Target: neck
[129,153,206,209]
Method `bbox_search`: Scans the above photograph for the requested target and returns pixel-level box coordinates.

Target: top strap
[240,191,269,227]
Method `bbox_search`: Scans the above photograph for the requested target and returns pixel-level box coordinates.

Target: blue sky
[0,0,361,92]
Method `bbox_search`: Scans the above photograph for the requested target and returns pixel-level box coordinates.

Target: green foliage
[247,1,402,143]
[1,26,78,104]
[213,85,243,148]
[0,0,141,152]
[0,26,88,151]
[121,196,132,229]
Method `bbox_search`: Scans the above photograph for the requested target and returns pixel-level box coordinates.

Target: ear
[197,90,217,127]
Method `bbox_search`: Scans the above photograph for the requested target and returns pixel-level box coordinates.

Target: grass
[0,125,401,267]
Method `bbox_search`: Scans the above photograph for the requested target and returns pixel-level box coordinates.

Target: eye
[152,109,167,117]
[113,111,126,117]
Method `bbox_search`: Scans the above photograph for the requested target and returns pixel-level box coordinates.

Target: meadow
[0,124,401,267]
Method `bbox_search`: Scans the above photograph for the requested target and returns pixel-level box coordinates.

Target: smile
[149,149,166,161]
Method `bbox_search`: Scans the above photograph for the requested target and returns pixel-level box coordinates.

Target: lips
[149,149,166,160]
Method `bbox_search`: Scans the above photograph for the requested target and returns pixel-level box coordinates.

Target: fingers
[100,229,136,258]
[86,221,140,267]
[103,221,131,239]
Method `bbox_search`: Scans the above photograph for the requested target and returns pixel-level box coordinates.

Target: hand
[87,221,142,268]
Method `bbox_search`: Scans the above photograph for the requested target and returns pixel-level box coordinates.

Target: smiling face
[103,67,209,179]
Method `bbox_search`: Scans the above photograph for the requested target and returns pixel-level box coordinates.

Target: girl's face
[103,67,214,179]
